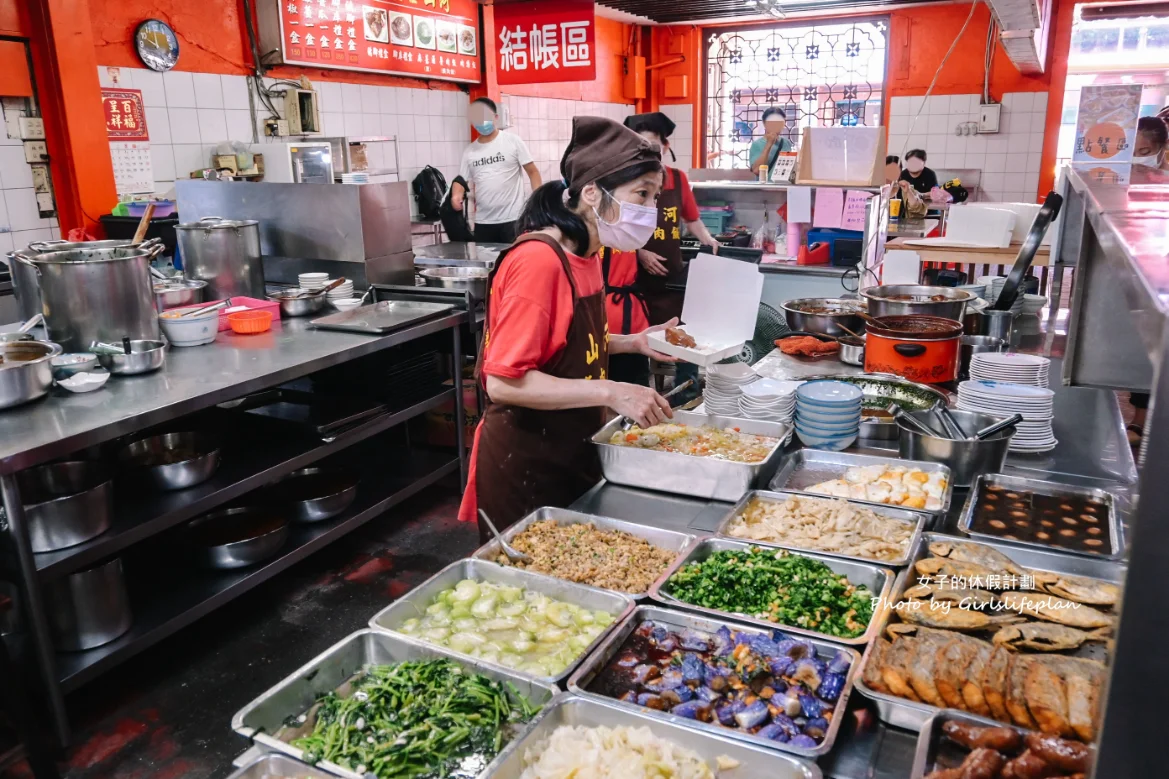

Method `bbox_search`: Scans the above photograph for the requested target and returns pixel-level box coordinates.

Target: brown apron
[474,233,609,543]
[638,167,686,325]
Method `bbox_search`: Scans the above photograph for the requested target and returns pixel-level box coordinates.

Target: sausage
[943,720,1023,752]
[959,748,1005,779]
[924,770,964,779]
[1000,749,1059,779]
[1023,732,1092,773]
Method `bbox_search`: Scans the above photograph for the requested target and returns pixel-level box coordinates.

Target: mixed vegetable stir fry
[665,547,875,639]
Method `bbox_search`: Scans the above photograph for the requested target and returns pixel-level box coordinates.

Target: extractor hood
[987,0,1052,73]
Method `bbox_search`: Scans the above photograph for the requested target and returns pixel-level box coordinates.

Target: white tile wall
[0,99,60,252]
[502,93,634,183]
[659,104,695,171]
[887,91,1049,203]
[96,66,470,208]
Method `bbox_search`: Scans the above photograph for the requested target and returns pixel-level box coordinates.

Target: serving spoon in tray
[478,509,533,564]
[619,378,695,432]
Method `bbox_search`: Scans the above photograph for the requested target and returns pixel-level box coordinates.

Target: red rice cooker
[863,315,963,384]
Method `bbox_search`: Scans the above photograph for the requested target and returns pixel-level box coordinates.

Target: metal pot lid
[867,315,964,340]
[176,217,259,230]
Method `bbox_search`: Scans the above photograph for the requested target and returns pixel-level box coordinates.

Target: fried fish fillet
[1024,660,1073,738]
[935,640,979,709]
[1006,654,1038,729]
[929,540,1028,578]
[961,644,994,716]
[863,638,891,693]
[879,638,922,702]
[997,590,1114,629]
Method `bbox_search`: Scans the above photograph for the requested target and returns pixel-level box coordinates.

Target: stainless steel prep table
[0,310,469,745]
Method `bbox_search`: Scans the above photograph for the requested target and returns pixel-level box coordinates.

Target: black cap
[623,112,676,141]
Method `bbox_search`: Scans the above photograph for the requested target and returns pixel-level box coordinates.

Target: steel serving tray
[592,409,791,502]
[310,300,455,334]
[648,537,894,647]
[227,753,335,779]
[715,489,928,568]
[769,449,955,516]
[907,708,1095,779]
[470,507,697,600]
[957,473,1125,560]
[854,531,1126,732]
[483,692,822,777]
[368,559,634,685]
[231,629,558,779]
[565,605,860,760]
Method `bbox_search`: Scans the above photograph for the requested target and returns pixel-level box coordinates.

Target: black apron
[638,168,686,325]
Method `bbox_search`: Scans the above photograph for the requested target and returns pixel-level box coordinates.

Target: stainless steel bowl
[95,339,167,375]
[268,467,359,523]
[18,460,113,552]
[118,431,221,491]
[50,353,99,380]
[44,557,132,650]
[781,298,866,337]
[897,409,1015,487]
[268,289,328,318]
[860,285,973,320]
[839,337,865,366]
[0,340,62,410]
[153,279,207,311]
[960,335,1006,379]
[418,266,489,302]
[188,507,289,569]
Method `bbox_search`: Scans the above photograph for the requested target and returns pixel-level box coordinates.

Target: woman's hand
[605,381,674,428]
[626,318,680,361]
[638,248,670,276]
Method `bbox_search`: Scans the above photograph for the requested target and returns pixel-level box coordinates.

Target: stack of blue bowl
[795,380,863,451]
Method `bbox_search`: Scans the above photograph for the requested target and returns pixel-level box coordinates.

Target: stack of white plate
[794,380,863,451]
[969,352,1050,388]
[1022,294,1048,315]
[703,363,758,416]
[298,273,329,292]
[957,379,1056,453]
[737,379,801,422]
[327,279,355,300]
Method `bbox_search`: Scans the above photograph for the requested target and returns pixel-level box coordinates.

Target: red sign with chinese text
[275,0,481,84]
[494,0,596,85]
[101,88,149,141]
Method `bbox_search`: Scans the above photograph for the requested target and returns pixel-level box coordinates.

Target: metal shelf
[34,389,455,582]
[56,445,458,692]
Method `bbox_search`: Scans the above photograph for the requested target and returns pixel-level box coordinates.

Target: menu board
[268,0,481,84]
[1072,84,1141,163]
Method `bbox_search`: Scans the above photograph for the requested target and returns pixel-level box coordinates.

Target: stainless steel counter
[0,312,466,474]
[758,262,852,277]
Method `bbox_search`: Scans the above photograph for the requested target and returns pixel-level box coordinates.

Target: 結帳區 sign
[494,0,596,85]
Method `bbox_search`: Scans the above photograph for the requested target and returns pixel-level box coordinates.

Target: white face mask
[906,159,925,174]
[593,190,659,251]
[1132,155,1159,166]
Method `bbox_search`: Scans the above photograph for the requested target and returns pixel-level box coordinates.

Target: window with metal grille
[704,19,889,170]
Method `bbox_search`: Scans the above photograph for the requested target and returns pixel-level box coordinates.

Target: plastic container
[126,199,176,217]
[227,310,273,334]
[210,297,281,332]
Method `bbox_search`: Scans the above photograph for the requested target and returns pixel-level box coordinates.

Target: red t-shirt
[603,249,650,335]
[664,167,701,224]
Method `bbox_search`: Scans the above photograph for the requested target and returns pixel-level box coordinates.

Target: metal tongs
[620,378,694,431]
[180,299,232,318]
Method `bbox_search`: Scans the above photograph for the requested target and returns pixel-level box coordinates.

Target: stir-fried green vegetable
[665,547,874,639]
[292,658,539,778]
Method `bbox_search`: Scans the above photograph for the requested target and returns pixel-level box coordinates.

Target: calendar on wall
[101,88,154,195]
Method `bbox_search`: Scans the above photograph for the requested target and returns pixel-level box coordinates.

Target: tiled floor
[13,483,473,778]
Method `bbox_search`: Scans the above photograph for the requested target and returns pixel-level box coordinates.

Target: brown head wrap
[560,116,662,193]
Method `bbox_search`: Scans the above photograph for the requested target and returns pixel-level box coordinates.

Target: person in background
[457,117,677,540]
[451,97,542,243]
[749,107,793,175]
[884,155,902,185]
[886,154,927,218]
[899,149,939,194]
[1133,116,1168,167]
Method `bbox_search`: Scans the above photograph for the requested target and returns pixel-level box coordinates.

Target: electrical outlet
[18,117,44,140]
[30,164,51,194]
[35,191,54,215]
[23,140,47,163]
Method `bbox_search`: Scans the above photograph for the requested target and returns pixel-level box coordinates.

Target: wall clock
[135,19,180,72]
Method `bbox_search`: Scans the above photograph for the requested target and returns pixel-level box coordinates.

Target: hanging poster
[494,0,596,85]
[262,0,481,84]
[1072,84,1141,164]
[101,88,149,141]
[101,88,154,195]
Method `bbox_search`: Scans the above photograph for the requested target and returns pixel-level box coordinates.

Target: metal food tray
[648,537,894,647]
[714,489,929,568]
[470,507,698,600]
[231,629,559,779]
[566,605,859,760]
[770,449,955,516]
[854,531,1126,732]
[310,300,455,334]
[592,409,791,502]
[368,559,634,684]
[484,692,822,778]
[907,709,1095,779]
[227,753,335,779]
[957,473,1125,560]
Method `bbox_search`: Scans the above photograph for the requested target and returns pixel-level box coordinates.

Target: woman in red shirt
[458,117,677,541]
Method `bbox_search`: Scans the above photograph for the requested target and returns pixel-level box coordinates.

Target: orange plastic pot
[863,315,962,384]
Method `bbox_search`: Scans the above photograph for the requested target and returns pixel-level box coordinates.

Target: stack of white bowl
[1022,294,1048,315]
[969,352,1050,388]
[737,379,801,423]
[702,363,759,416]
[327,279,355,301]
[298,272,329,292]
[976,275,1025,314]
[794,380,863,451]
[957,379,1056,453]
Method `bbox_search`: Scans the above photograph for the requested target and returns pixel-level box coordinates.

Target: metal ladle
[478,509,533,564]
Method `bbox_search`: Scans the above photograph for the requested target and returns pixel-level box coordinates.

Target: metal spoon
[975,413,1024,440]
[620,378,694,431]
[478,509,533,564]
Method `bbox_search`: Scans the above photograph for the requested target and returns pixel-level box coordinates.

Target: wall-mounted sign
[1072,84,1141,163]
[494,0,596,86]
[101,88,149,141]
[260,0,480,84]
